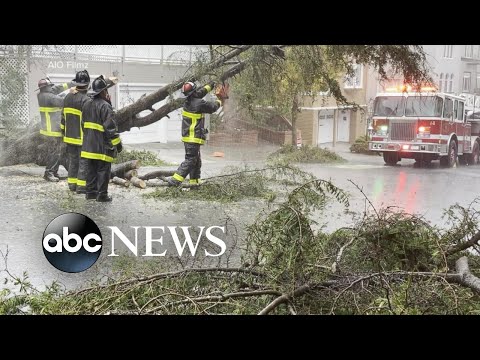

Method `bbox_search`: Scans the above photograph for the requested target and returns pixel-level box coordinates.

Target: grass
[114,149,172,166]
[267,145,345,164]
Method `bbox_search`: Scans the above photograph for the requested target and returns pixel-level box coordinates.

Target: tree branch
[445,230,480,257]
[258,284,311,315]
[115,45,253,124]
[73,267,264,296]
[452,256,480,294]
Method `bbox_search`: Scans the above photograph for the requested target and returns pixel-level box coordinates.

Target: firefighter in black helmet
[80,75,122,202]
[36,77,75,182]
[166,81,225,187]
[61,70,91,192]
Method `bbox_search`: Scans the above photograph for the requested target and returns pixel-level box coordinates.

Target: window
[477,74,480,91]
[373,96,405,116]
[405,96,443,117]
[344,64,363,89]
[449,74,454,93]
[443,45,453,58]
[475,45,480,59]
[465,45,474,58]
[463,72,471,92]
[456,101,464,121]
[444,74,449,92]
[438,73,443,92]
[444,98,453,118]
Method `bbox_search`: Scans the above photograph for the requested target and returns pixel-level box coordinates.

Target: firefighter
[80,75,122,202]
[36,78,74,182]
[61,70,91,192]
[166,81,227,187]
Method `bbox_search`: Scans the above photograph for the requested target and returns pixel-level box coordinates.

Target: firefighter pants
[66,145,81,189]
[85,159,111,197]
[44,136,68,176]
[76,157,88,192]
[174,143,202,182]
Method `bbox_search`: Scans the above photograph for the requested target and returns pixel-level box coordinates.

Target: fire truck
[368,86,480,167]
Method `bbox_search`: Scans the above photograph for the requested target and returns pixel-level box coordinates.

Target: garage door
[119,83,182,144]
[317,109,334,144]
[336,110,350,142]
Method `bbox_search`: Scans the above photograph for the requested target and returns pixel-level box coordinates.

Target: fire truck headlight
[380,125,388,132]
[402,145,409,150]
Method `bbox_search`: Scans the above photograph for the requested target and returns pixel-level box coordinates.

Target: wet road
[1,148,479,290]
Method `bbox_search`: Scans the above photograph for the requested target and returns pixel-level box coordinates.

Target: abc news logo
[42,213,102,273]
[43,213,227,273]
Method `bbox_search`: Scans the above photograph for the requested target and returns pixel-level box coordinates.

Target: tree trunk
[130,176,146,189]
[290,98,298,146]
[112,177,130,187]
[139,170,175,181]
[124,169,138,180]
[110,160,141,179]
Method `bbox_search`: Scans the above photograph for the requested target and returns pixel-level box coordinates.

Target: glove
[208,81,216,91]
[117,142,123,153]
[108,77,119,85]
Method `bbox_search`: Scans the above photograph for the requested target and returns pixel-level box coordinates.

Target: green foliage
[350,135,375,155]
[113,149,170,166]
[268,145,346,164]
[144,165,313,203]
[3,179,480,315]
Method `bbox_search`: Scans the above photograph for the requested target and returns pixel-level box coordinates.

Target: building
[0,45,206,144]
[296,63,376,146]
[423,45,480,95]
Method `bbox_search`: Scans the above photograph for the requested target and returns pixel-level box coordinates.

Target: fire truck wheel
[383,151,399,166]
[467,140,480,166]
[440,140,457,168]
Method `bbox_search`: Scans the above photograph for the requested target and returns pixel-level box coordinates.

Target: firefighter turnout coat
[181,84,222,145]
[38,82,74,138]
[61,90,91,146]
[80,97,121,163]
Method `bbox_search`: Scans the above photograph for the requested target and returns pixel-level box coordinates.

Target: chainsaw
[214,82,230,101]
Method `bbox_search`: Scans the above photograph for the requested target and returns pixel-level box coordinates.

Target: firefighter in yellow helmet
[80,75,122,202]
[166,81,227,187]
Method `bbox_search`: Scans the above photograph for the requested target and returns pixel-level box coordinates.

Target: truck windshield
[405,96,443,117]
[373,96,405,116]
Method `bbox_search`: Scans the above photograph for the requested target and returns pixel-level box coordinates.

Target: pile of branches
[3,176,480,315]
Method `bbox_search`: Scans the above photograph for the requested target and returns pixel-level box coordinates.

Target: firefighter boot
[68,184,77,192]
[96,194,112,202]
[166,176,182,187]
[85,193,97,200]
[44,172,59,182]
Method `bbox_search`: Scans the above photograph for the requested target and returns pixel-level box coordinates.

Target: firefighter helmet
[181,82,197,97]
[72,70,90,87]
[36,78,53,91]
[88,75,109,96]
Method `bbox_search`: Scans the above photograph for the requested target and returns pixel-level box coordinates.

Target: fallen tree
[1,45,430,166]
